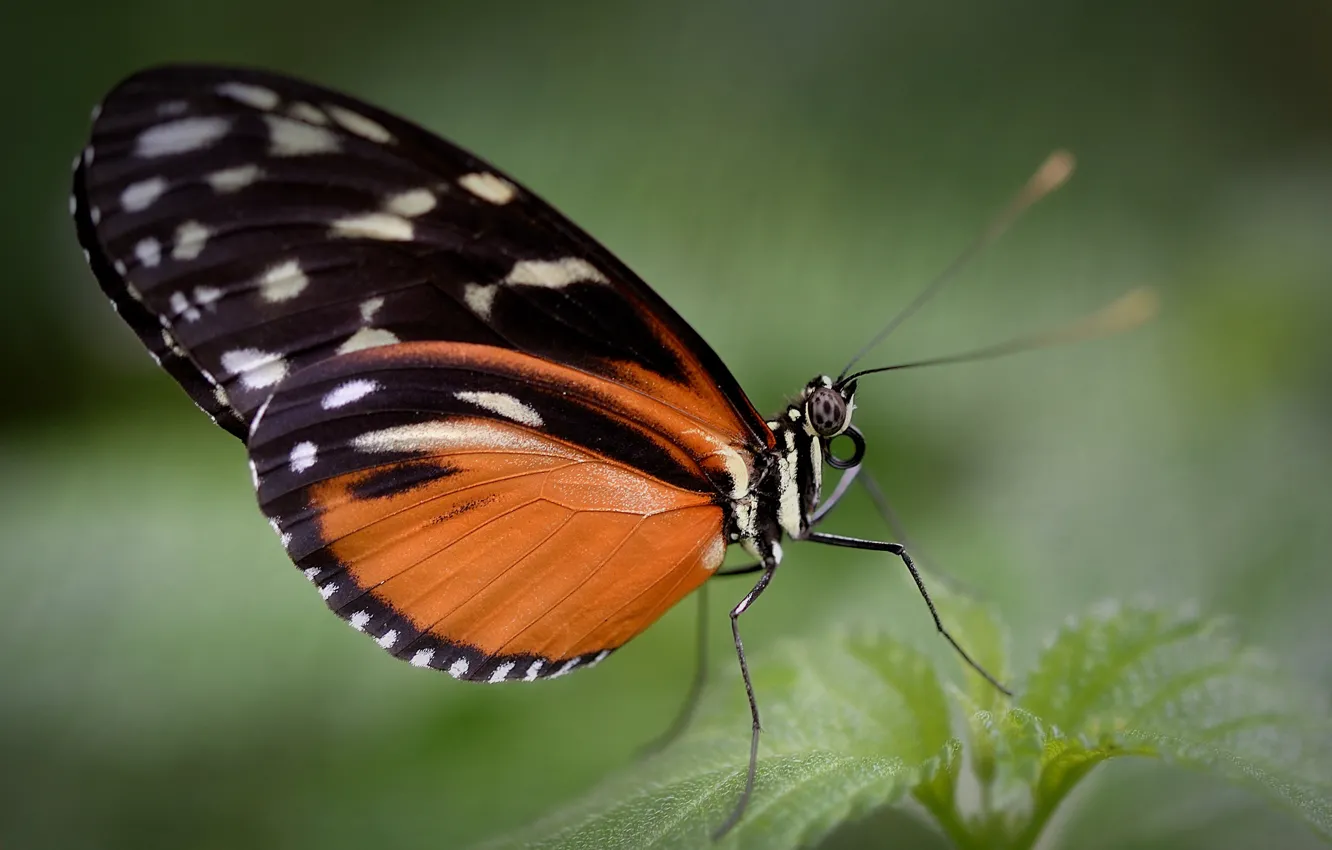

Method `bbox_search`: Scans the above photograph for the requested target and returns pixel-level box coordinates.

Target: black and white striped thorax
[724,375,859,562]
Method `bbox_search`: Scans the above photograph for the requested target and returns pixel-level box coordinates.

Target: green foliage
[7,3,1331,846]
[490,602,1331,850]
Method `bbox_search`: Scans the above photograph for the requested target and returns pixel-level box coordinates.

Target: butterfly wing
[250,341,737,679]
[72,64,772,449]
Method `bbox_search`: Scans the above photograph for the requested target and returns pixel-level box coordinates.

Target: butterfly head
[806,375,864,472]
[803,376,857,439]
[760,376,864,544]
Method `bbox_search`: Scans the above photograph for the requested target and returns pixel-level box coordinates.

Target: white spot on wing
[410,648,435,668]
[352,420,579,457]
[488,661,516,683]
[134,238,161,268]
[454,390,543,427]
[447,658,469,679]
[207,164,262,193]
[463,283,496,319]
[322,379,379,409]
[376,630,399,649]
[349,610,370,631]
[324,104,394,143]
[384,188,437,217]
[217,82,280,110]
[337,327,399,354]
[303,567,321,581]
[718,447,750,498]
[702,534,726,572]
[287,101,328,124]
[170,290,200,321]
[319,582,338,600]
[259,259,309,302]
[264,114,340,156]
[505,257,607,288]
[161,329,185,357]
[330,213,413,241]
[359,297,384,321]
[193,286,222,309]
[523,660,544,681]
[684,426,752,499]
[221,348,288,389]
[171,221,211,260]
[458,172,516,205]
[136,116,230,157]
[550,658,581,679]
[121,177,167,211]
[289,440,318,473]
[250,395,272,431]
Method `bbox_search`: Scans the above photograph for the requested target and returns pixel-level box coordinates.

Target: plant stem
[922,799,971,848]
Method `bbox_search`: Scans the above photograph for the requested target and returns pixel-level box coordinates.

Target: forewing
[72,64,771,447]
[248,341,733,680]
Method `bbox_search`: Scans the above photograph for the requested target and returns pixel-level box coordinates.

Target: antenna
[838,287,1159,385]
[837,150,1077,381]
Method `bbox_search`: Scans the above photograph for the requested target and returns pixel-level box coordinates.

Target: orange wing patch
[308,417,726,675]
[342,341,761,501]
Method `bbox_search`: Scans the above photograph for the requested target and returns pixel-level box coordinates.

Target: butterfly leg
[644,555,774,759]
[806,532,1010,696]
[713,556,780,839]
[642,558,770,757]
[639,583,713,757]
[810,462,862,525]
[714,562,764,577]
[851,468,978,596]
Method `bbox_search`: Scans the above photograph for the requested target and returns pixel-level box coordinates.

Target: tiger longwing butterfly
[72,65,1141,836]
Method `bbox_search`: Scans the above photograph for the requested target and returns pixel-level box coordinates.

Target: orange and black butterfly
[72,65,1148,834]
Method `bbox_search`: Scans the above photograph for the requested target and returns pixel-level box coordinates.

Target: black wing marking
[247,340,732,681]
[71,64,772,448]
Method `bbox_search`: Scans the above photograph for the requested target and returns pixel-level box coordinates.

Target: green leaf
[931,586,1013,717]
[983,602,1332,847]
[482,630,954,850]
[911,589,1015,849]
[485,600,1331,850]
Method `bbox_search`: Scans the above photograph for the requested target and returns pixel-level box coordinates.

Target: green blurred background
[3,1,1329,847]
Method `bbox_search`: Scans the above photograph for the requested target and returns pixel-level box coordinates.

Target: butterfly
[71,64,1148,836]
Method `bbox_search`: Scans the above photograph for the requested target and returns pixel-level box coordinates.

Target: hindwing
[249,341,738,679]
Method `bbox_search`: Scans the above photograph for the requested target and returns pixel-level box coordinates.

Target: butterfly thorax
[727,375,857,564]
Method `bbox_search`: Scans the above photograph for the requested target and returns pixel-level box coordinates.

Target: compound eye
[805,387,848,437]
